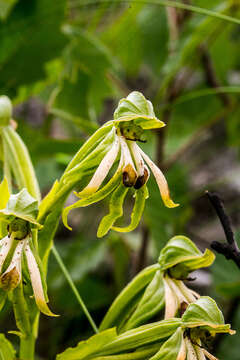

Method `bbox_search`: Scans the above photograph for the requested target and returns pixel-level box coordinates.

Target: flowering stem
[51,244,98,334]
[20,334,35,360]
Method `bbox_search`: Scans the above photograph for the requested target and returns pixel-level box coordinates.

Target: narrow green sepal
[97,184,128,238]
[62,171,122,230]
[149,327,185,360]
[112,185,148,233]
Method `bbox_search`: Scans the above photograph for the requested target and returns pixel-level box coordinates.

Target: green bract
[114,91,165,130]
[158,235,215,279]
[182,296,234,335]
[0,96,12,126]
[0,188,41,228]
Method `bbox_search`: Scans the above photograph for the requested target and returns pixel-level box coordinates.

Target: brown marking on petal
[0,266,20,291]
[122,164,137,187]
[134,167,149,189]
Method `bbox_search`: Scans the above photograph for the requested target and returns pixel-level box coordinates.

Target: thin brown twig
[206,191,240,270]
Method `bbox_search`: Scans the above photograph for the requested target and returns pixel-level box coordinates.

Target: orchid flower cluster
[57,237,234,360]
[0,180,55,317]
[61,91,178,237]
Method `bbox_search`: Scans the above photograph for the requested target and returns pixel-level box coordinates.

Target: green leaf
[56,328,118,360]
[0,0,67,95]
[182,296,234,335]
[149,327,185,360]
[0,188,41,227]
[158,235,215,278]
[100,264,160,331]
[123,270,165,331]
[112,185,149,233]
[0,333,16,359]
[114,91,165,129]
[97,183,128,238]
[0,0,17,20]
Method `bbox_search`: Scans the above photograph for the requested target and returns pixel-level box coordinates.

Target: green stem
[51,244,99,334]
[74,0,240,25]
[20,334,35,360]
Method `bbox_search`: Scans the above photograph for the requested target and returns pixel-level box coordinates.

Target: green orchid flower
[0,180,56,317]
[57,297,234,360]
[62,91,178,237]
[99,236,215,332]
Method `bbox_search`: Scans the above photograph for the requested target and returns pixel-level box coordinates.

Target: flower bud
[0,96,12,126]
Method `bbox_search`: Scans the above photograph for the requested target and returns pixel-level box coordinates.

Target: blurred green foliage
[1,0,240,358]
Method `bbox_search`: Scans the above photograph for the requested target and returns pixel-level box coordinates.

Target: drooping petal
[62,155,124,230]
[137,145,179,208]
[202,349,218,360]
[184,337,198,360]
[25,241,57,316]
[0,235,14,272]
[163,276,179,319]
[78,136,120,197]
[0,239,25,291]
[128,141,145,177]
[194,344,207,360]
[119,136,137,187]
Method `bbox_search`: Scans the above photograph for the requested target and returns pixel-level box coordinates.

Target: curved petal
[25,241,57,317]
[163,276,179,319]
[128,141,145,177]
[0,239,25,291]
[119,136,137,187]
[137,145,179,208]
[112,185,148,233]
[78,136,120,197]
[62,160,123,230]
[0,235,14,272]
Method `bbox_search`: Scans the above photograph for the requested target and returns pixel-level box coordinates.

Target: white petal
[202,349,219,360]
[0,235,14,272]
[195,345,207,360]
[79,136,120,197]
[128,141,145,177]
[175,280,199,303]
[163,276,179,319]
[137,145,179,208]
[119,136,137,171]
[177,336,187,360]
[185,337,198,360]
[0,239,25,290]
[25,241,57,317]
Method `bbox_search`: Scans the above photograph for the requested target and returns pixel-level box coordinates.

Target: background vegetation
[1,0,240,358]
